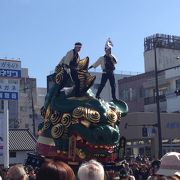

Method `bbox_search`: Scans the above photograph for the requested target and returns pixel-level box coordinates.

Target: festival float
[33,56,128,167]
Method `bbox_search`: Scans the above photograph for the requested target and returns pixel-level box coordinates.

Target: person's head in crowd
[140,163,149,172]
[119,168,129,180]
[151,159,161,174]
[36,159,75,180]
[78,159,105,180]
[7,164,28,180]
[131,162,139,170]
[27,165,36,180]
[119,168,136,180]
[0,167,8,180]
[156,152,180,178]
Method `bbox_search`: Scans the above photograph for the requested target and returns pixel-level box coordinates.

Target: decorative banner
[68,135,77,161]
[119,136,126,160]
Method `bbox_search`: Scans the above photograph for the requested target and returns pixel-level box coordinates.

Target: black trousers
[55,66,80,97]
[70,68,80,96]
[96,72,116,99]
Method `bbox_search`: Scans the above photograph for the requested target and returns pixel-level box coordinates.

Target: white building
[0,129,36,165]
[144,34,180,113]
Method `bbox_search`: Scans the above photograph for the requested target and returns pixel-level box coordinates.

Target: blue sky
[1,0,180,87]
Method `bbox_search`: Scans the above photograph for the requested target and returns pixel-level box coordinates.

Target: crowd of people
[0,152,180,180]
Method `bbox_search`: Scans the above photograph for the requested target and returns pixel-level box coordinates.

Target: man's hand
[88,65,93,70]
[66,68,71,74]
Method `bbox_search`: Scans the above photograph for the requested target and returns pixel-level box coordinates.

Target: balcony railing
[144,94,166,105]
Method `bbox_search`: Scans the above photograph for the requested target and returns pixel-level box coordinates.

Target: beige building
[19,71,47,136]
[18,68,38,136]
[0,63,45,137]
[119,112,180,158]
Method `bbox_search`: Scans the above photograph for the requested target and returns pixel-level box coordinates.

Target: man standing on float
[56,42,82,97]
[88,38,118,101]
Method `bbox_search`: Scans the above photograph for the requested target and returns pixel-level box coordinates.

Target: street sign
[0,69,21,78]
[0,59,21,100]
[0,92,18,100]
[0,80,19,100]
[0,59,21,167]
[0,59,21,78]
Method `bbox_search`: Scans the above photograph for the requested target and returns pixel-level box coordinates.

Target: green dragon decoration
[36,57,128,164]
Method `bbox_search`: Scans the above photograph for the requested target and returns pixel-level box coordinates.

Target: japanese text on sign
[0,69,21,78]
[0,92,18,100]
[0,59,21,100]
[0,83,18,92]
[0,60,21,70]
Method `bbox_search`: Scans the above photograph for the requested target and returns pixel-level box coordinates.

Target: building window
[129,88,137,101]
[159,87,167,96]
[129,88,133,100]
[176,79,180,89]
[139,87,144,98]
[10,151,16,158]
[0,100,4,110]
[126,88,137,101]
[25,123,29,128]
[122,89,129,101]
[153,87,167,96]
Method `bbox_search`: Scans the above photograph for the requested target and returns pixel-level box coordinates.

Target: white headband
[75,45,82,48]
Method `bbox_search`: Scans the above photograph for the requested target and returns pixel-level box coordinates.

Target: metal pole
[154,44,162,158]
[31,87,36,136]
[3,100,9,168]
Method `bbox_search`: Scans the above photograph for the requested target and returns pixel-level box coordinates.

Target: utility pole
[154,40,162,158]
[30,86,36,136]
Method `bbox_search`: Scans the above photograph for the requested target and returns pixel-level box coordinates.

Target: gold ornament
[61,113,72,127]
[107,110,118,124]
[51,124,64,139]
[51,112,62,125]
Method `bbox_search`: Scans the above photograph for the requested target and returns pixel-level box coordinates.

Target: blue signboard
[0,92,18,100]
[0,59,21,100]
[0,69,21,78]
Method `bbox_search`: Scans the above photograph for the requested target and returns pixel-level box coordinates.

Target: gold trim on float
[37,136,56,146]
[45,105,52,120]
[80,120,90,128]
